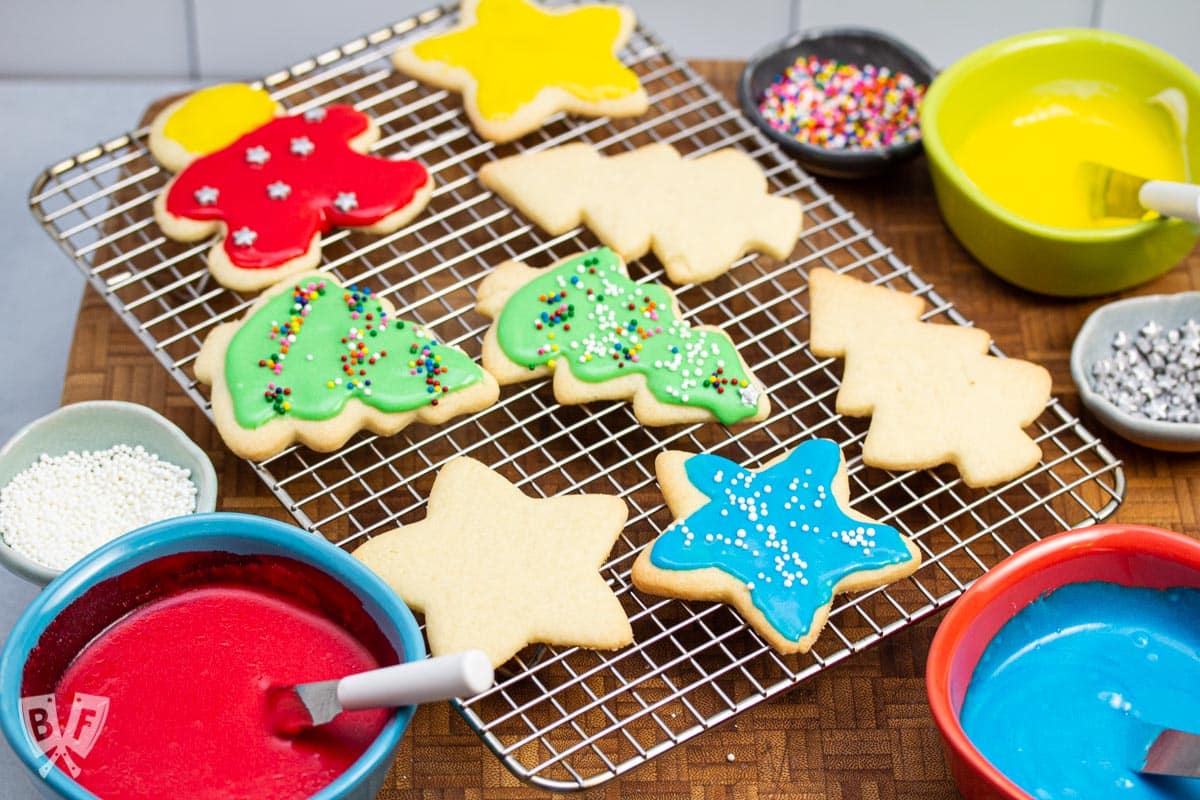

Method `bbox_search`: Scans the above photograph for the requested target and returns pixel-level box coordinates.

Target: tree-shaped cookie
[475,247,770,426]
[391,0,648,142]
[195,274,498,460]
[632,439,921,654]
[353,457,633,667]
[808,268,1052,488]
[479,143,803,284]
[150,85,432,293]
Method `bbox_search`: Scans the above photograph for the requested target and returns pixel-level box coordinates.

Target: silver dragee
[1090,319,1200,423]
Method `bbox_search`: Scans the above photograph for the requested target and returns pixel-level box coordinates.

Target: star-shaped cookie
[632,439,921,654]
[352,457,634,667]
[392,0,649,142]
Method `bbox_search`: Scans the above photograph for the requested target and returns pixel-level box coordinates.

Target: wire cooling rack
[29,3,1124,791]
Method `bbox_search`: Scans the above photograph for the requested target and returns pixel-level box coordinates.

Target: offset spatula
[1133,721,1200,778]
[268,650,494,736]
[1085,162,1200,224]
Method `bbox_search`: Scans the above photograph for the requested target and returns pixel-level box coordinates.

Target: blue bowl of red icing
[0,512,425,800]
[927,524,1200,800]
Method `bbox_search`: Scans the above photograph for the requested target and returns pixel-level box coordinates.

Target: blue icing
[648,438,916,643]
[961,581,1200,800]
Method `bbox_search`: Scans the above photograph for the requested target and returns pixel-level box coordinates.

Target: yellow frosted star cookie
[392,0,649,142]
[352,457,634,668]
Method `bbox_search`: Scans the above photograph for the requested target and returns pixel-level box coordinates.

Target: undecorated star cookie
[352,457,634,667]
[475,247,770,426]
[150,85,432,293]
[479,142,802,284]
[632,438,921,654]
[195,274,498,460]
[808,268,1052,488]
[392,0,648,143]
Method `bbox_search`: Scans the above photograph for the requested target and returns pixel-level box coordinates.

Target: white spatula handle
[1140,181,1200,224]
[337,650,493,710]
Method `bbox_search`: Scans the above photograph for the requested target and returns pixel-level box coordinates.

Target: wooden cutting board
[60,61,1200,800]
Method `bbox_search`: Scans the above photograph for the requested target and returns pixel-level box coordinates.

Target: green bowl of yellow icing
[922,29,1200,297]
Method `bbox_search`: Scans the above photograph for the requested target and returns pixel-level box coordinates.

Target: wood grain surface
[60,61,1200,800]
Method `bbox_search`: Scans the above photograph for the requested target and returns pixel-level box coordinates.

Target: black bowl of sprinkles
[739,27,935,179]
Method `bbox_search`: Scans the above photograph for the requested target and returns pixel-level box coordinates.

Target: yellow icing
[162,84,277,156]
[411,0,641,120]
[953,81,1187,229]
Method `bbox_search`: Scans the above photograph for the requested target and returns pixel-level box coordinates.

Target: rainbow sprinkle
[757,56,925,150]
[258,279,328,413]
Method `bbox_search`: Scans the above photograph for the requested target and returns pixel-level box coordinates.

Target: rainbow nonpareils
[757,56,925,150]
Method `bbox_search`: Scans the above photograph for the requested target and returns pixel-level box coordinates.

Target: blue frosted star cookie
[631,438,921,654]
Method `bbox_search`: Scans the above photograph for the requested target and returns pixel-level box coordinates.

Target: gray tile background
[3,0,1199,78]
[0,0,1197,795]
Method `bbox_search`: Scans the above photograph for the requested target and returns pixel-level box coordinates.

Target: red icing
[53,584,390,799]
[164,106,429,270]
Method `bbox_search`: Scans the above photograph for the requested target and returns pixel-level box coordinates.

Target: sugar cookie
[475,247,770,426]
[391,0,648,143]
[152,92,431,293]
[808,268,1051,488]
[148,83,280,173]
[479,142,802,284]
[632,439,921,654]
[195,274,498,460]
[353,457,633,668]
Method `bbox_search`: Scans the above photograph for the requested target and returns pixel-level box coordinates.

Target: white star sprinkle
[266,180,292,200]
[739,385,762,406]
[333,192,359,213]
[303,107,327,122]
[245,146,271,165]
[290,136,315,157]
[193,186,219,206]
[232,227,258,247]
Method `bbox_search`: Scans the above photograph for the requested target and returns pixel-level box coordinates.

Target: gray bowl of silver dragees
[1070,292,1200,452]
[0,401,218,585]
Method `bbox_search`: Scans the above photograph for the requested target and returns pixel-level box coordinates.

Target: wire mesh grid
[28,3,1124,791]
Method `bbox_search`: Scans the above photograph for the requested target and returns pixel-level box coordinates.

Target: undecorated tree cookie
[479,142,802,284]
[808,268,1052,488]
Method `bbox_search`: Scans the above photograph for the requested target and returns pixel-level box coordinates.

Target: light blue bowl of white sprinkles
[0,401,218,586]
[1070,292,1200,452]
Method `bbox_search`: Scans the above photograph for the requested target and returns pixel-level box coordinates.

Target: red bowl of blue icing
[926,524,1200,800]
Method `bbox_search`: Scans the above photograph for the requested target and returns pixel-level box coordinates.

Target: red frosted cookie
[150,84,433,293]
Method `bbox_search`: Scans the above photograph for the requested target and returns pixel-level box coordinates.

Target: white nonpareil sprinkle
[0,445,197,570]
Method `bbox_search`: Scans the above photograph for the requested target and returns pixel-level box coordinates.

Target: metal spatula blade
[1138,725,1200,778]
[1085,162,1200,223]
[268,650,494,736]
